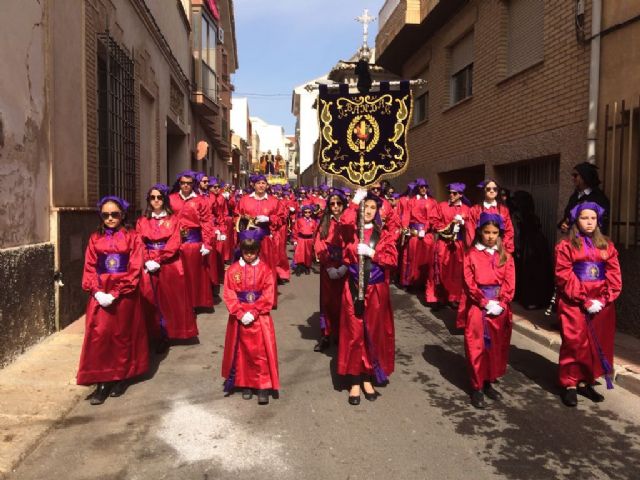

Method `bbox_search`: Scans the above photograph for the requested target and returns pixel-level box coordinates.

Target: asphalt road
[10,270,640,480]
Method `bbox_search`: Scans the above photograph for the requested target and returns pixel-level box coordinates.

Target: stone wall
[0,243,55,367]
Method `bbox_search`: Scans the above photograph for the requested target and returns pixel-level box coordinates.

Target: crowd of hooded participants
[79,164,621,409]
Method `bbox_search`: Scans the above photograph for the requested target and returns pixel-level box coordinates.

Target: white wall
[231,97,249,141]
[250,117,288,160]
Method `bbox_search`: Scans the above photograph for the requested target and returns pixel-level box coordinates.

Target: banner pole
[358,199,365,302]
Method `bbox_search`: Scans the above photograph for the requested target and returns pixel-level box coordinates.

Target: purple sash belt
[479,284,500,300]
[97,253,129,274]
[145,240,167,250]
[328,245,343,262]
[349,263,385,285]
[573,261,606,282]
[409,222,425,230]
[298,233,313,239]
[237,290,261,304]
[181,228,202,244]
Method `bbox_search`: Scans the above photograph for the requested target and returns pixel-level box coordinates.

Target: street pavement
[7,270,640,480]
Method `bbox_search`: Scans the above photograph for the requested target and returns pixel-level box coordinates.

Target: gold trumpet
[437,221,458,242]
[235,215,258,232]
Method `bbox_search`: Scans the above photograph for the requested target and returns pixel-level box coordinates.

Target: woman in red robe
[207,178,229,285]
[137,184,197,349]
[466,179,515,253]
[169,171,214,309]
[433,183,470,306]
[222,231,279,405]
[292,205,317,275]
[398,178,439,294]
[459,213,515,409]
[235,174,282,307]
[555,202,622,407]
[338,189,398,405]
[78,196,148,405]
[313,191,347,351]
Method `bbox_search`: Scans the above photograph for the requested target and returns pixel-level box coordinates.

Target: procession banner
[317,81,412,187]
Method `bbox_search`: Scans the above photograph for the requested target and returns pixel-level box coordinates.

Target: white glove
[145,260,161,273]
[218,234,227,241]
[586,299,604,314]
[293,241,298,246]
[222,192,230,199]
[352,188,368,205]
[452,224,461,234]
[256,215,270,223]
[200,245,210,256]
[240,311,255,325]
[289,206,295,212]
[357,243,375,258]
[94,291,115,308]
[327,267,340,280]
[454,214,465,225]
[418,230,426,238]
[336,265,348,278]
[485,300,504,316]
[214,229,221,237]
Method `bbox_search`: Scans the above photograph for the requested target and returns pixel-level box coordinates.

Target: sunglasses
[101,211,122,220]
[149,194,163,200]
[370,187,381,191]
[180,181,193,185]
[485,187,498,192]
[448,191,460,195]
[571,173,579,178]
[329,201,343,206]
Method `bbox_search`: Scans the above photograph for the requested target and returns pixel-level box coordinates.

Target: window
[97,33,136,207]
[449,32,474,105]
[193,8,218,101]
[507,0,544,75]
[414,92,429,125]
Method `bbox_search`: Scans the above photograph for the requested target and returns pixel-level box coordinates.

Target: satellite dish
[196,141,209,161]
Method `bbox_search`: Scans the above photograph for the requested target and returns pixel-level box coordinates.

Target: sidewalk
[0,317,90,478]
[511,304,640,395]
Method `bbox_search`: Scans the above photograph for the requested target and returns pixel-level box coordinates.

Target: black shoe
[348,395,361,405]
[313,336,330,352]
[470,390,486,409]
[305,267,310,275]
[483,382,503,401]
[242,388,253,400]
[155,338,170,354]
[110,380,128,397]
[577,384,605,403]
[257,390,269,405]
[363,389,379,402]
[90,383,112,405]
[561,387,578,407]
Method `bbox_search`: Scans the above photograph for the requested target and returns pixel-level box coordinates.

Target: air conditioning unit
[218,27,224,44]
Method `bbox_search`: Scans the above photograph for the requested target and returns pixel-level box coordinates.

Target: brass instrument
[235,215,258,233]
[437,221,458,242]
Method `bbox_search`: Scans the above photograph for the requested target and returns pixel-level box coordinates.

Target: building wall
[391,0,591,217]
[293,86,321,174]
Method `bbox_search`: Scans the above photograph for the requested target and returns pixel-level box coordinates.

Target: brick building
[0,0,238,365]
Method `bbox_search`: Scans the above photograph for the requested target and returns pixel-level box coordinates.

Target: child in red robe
[78,196,147,405]
[222,230,279,405]
[459,212,515,409]
[555,202,622,407]
[293,205,317,275]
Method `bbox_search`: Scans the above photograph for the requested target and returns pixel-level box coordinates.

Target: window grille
[413,92,429,125]
[97,32,136,208]
[450,32,474,104]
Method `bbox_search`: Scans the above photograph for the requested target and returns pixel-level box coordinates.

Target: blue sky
[232,0,385,134]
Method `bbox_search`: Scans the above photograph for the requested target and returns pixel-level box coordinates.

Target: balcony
[376,0,467,73]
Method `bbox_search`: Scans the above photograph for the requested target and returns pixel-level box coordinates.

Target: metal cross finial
[356,8,376,47]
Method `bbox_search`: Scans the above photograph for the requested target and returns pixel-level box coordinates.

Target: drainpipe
[587,0,602,164]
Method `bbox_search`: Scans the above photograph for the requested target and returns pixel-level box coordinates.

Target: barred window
[507,0,544,75]
[450,32,474,105]
[414,92,429,125]
[97,33,136,208]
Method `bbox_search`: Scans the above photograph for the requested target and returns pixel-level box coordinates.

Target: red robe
[221,259,279,391]
[293,216,317,267]
[314,216,346,337]
[235,193,282,307]
[274,198,291,281]
[434,202,470,303]
[459,246,515,390]
[77,228,148,385]
[169,192,214,308]
[224,194,238,260]
[136,215,198,340]
[466,203,515,253]
[209,192,230,273]
[399,195,439,288]
[555,238,621,387]
[337,205,398,378]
